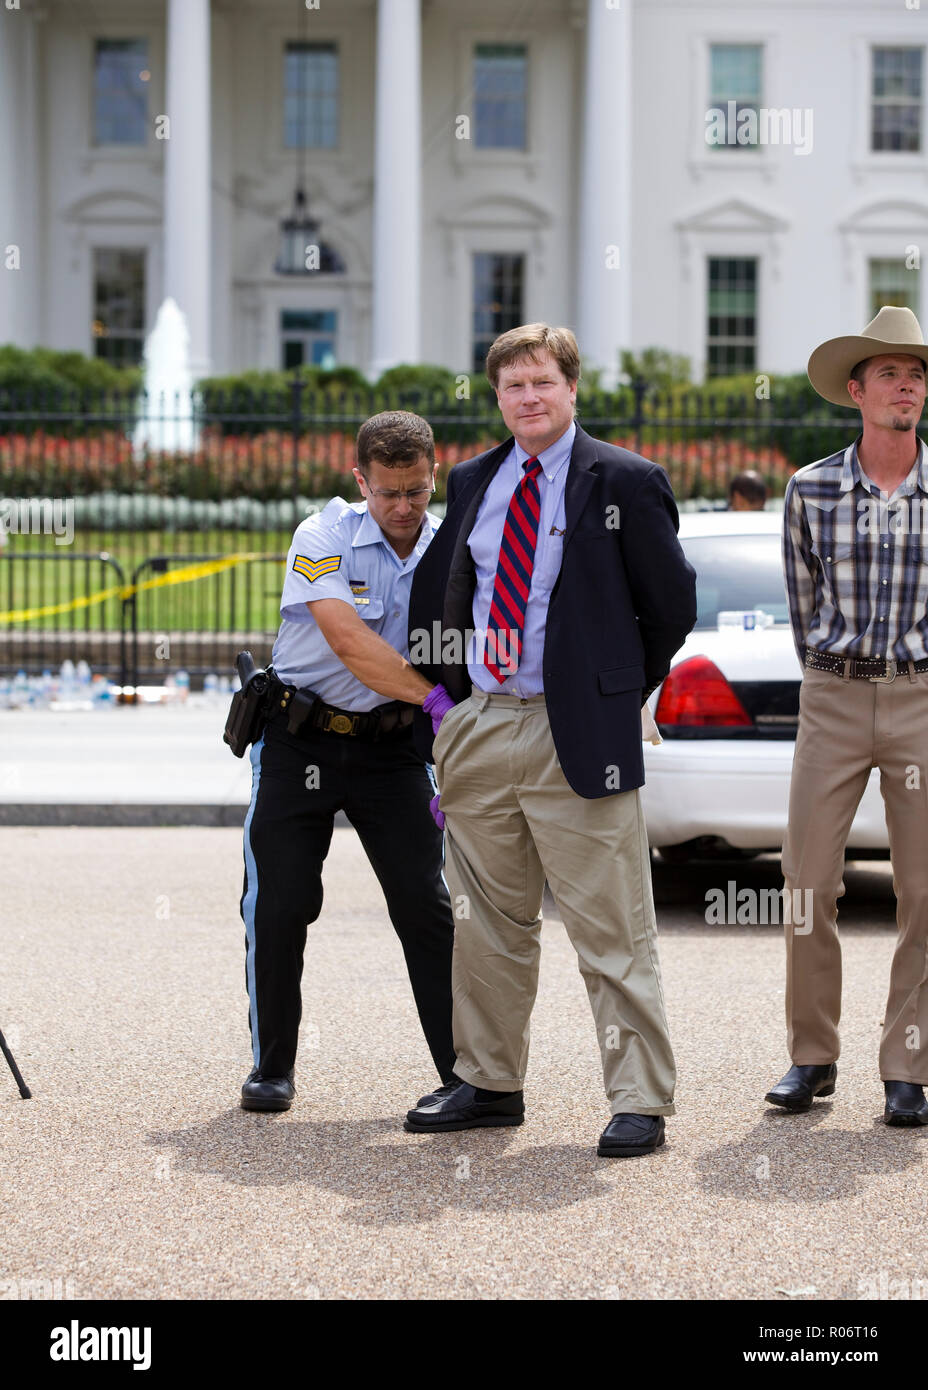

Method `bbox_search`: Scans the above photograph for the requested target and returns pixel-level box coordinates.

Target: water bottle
[12,670,29,708]
[203,672,219,700]
[59,659,76,701]
[175,669,190,703]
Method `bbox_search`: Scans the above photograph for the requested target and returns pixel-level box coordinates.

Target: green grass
[0,530,293,631]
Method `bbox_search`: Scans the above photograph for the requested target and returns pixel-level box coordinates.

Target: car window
[682,534,790,630]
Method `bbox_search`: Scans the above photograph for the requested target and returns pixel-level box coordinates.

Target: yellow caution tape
[0,552,272,624]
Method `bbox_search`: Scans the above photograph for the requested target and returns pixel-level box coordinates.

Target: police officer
[239,410,458,1112]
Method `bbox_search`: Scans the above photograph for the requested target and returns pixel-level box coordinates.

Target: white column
[0,5,41,347]
[576,0,632,388]
[369,0,421,377]
[164,0,211,379]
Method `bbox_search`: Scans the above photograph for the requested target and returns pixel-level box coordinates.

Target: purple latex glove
[429,793,445,830]
[422,682,456,738]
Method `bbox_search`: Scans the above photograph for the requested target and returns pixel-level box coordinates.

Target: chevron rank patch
[293,554,341,583]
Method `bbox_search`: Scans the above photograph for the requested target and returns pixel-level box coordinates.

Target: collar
[351,501,438,557]
[351,504,385,548]
[513,420,576,483]
[841,436,928,496]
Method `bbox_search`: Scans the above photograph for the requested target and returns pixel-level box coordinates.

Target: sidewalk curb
[0,805,354,828]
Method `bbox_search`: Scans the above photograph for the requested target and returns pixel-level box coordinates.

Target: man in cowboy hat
[765,305,928,1126]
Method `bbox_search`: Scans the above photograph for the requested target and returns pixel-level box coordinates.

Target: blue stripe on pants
[242,735,264,1068]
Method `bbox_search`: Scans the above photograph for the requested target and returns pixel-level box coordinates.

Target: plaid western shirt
[783,436,928,663]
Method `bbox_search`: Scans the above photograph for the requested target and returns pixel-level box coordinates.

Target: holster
[223,651,273,757]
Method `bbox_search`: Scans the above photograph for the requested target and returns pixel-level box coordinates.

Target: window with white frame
[92,248,146,365]
[871,47,923,153]
[474,45,527,150]
[869,258,920,317]
[472,253,524,373]
[284,42,338,149]
[707,43,762,150]
[93,39,150,145]
[707,258,757,377]
[280,310,337,369]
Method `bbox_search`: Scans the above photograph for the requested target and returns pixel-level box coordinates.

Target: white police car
[641,511,887,862]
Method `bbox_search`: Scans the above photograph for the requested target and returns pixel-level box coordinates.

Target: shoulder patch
[293,554,341,583]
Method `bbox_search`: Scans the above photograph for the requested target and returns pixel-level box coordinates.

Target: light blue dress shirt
[467,421,575,695]
[272,497,441,711]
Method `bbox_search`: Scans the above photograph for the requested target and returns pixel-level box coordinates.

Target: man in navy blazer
[403,324,697,1156]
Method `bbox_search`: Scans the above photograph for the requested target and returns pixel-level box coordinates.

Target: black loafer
[764,1063,836,1113]
[404,1082,524,1132]
[416,1080,464,1109]
[241,1068,295,1112]
[884,1081,928,1127]
[597,1113,665,1157]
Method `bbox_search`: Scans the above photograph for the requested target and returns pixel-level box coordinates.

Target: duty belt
[804,649,928,683]
[271,679,415,740]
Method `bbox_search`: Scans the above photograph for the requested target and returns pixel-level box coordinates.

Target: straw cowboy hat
[807,305,928,408]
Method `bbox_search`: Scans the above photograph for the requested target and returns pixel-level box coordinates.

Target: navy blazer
[408,424,697,798]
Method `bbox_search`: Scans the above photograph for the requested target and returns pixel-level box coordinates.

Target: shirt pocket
[811,541,853,599]
[353,593,385,622]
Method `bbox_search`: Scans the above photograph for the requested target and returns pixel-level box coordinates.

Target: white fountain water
[133,297,199,457]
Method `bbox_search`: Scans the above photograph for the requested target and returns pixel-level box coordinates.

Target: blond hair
[484,323,581,389]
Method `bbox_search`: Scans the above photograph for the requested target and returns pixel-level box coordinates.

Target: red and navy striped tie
[484,457,543,683]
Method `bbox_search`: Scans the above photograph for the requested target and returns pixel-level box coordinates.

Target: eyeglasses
[364,481,436,503]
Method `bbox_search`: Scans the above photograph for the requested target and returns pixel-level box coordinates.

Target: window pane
[869,258,919,316]
[94,39,149,145]
[474,44,527,150]
[871,47,923,152]
[472,253,524,373]
[92,248,146,365]
[280,309,338,368]
[284,42,338,149]
[709,43,762,149]
[684,535,790,630]
[706,258,757,377]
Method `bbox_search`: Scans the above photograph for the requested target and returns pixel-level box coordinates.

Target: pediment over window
[675,197,788,236]
[839,199,928,233]
[63,191,161,225]
[438,194,551,231]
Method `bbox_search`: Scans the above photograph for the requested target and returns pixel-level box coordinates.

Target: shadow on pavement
[695,1106,925,1202]
[650,854,899,929]
[146,1111,638,1224]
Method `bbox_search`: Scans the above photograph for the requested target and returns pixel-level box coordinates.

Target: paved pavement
[0,703,253,823]
[1,827,923,1301]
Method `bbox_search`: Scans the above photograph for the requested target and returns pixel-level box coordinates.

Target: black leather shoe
[416,1080,464,1109]
[241,1068,295,1112]
[597,1113,665,1157]
[884,1081,928,1127]
[404,1082,524,1132]
[764,1063,836,1112]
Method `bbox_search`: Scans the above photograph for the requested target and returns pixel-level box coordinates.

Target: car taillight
[654,656,753,728]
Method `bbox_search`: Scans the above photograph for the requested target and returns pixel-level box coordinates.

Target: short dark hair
[728,470,767,506]
[849,358,872,389]
[356,410,435,475]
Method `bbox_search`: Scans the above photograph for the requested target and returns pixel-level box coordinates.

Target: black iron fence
[0,381,857,681]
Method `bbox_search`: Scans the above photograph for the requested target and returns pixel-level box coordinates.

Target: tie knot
[522,457,542,480]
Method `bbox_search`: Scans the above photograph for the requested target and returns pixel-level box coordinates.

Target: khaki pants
[433,687,676,1116]
[782,665,928,1082]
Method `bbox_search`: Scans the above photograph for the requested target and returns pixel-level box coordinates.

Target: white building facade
[0,0,925,384]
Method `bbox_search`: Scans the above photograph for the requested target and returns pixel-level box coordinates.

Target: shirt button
[392,610,400,618]
[883,543,889,549]
[882,579,888,585]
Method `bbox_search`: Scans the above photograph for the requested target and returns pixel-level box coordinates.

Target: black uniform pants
[240,712,457,1084]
